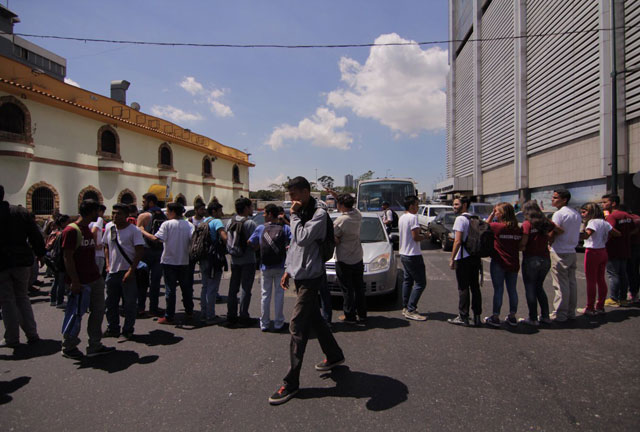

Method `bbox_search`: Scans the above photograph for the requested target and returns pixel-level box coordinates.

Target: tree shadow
[0,339,61,361]
[126,330,183,346]
[0,376,31,405]
[74,350,158,373]
[331,315,410,333]
[297,366,408,411]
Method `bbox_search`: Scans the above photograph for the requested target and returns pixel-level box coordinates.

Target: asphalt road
[2,243,640,431]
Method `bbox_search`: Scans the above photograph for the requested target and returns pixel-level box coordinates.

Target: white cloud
[266,107,352,151]
[179,76,234,118]
[179,76,204,95]
[64,77,80,87]
[327,33,449,135]
[253,173,287,191]
[150,105,203,123]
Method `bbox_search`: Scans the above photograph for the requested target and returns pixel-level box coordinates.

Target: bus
[357,178,418,213]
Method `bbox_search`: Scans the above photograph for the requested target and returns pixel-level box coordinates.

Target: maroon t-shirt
[606,210,634,259]
[490,222,523,272]
[522,220,552,259]
[62,223,101,284]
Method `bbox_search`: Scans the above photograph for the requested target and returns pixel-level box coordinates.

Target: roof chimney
[110,80,130,104]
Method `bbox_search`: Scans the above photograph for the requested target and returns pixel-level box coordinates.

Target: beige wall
[628,118,640,174]
[0,91,250,214]
[482,163,515,195]
[528,134,601,189]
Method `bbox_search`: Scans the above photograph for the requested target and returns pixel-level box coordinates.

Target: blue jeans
[401,255,427,312]
[141,250,163,313]
[607,258,628,301]
[105,270,138,334]
[261,267,285,329]
[50,271,66,305]
[162,264,194,319]
[522,255,550,321]
[200,258,223,320]
[490,260,518,315]
[227,263,256,321]
[61,277,105,350]
[318,271,333,323]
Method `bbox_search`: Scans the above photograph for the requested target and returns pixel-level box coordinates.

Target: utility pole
[610,0,618,195]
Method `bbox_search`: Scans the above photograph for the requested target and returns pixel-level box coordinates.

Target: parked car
[428,211,457,251]
[325,212,400,298]
[469,203,494,219]
[418,204,453,229]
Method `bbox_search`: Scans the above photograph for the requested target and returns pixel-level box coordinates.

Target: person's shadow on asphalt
[74,350,159,373]
[0,376,30,405]
[296,366,408,411]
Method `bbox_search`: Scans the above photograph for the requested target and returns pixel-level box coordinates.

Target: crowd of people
[1,180,638,406]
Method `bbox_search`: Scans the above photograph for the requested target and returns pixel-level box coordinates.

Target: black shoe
[447,315,469,326]
[102,329,120,338]
[61,347,84,359]
[473,315,482,327]
[27,336,41,345]
[315,357,345,371]
[0,339,19,348]
[338,315,357,324]
[118,332,133,342]
[268,385,298,405]
[86,345,116,357]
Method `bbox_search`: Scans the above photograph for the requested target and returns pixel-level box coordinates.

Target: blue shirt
[249,223,292,270]
[207,218,225,242]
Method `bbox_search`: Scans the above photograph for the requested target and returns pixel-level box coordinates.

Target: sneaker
[338,315,357,324]
[118,332,133,341]
[157,317,174,325]
[86,344,116,357]
[403,309,427,321]
[356,317,367,325]
[315,357,345,371]
[268,385,298,405]
[484,315,501,328]
[628,294,640,304]
[473,315,482,327]
[539,316,553,324]
[518,318,539,326]
[505,315,518,327]
[102,328,120,338]
[56,303,66,309]
[0,339,19,348]
[619,299,630,307]
[577,307,596,316]
[61,347,84,359]
[595,308,606,315]
[27,336,41,345]
[205,316,223,326]
[604,298,620,307]
[447,315,469,326]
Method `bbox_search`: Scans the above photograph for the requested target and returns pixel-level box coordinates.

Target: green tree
[317,175,335,190]
[358,170,374,181]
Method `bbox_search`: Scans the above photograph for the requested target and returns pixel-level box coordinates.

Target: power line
[3,25,638,50]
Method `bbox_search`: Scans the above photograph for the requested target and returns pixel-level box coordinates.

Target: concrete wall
[482,163,515,195]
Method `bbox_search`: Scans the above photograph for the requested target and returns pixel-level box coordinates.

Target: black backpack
[260,223,287,266]
[463,215,494,258]
[319,211,335,262]
[145,209,167,250]
[48,232,65,272]
[227,216,248,257]
[391,210,399,229]
[189,217,213,263]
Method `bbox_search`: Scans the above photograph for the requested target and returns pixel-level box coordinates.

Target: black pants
[455,256,482,318]
[284,276,344,390]
[336,260,366,320]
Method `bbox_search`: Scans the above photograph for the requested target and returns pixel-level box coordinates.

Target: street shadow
[332,315,410,333]
[539,308,640,331]
[75,350,158,373]
[0,339,61,361]
[29,297,51,305]
[297,366,408,411]
[426,311,458,322]
[126,330,183,346]
[0,376,31,405]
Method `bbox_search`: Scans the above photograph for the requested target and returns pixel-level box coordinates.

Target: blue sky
[9,0,450,194]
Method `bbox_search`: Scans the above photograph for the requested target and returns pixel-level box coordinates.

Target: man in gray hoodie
[269,176,344,406]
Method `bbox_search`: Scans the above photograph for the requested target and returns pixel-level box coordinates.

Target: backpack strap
[67,223,84,250]
[110,225,134,266]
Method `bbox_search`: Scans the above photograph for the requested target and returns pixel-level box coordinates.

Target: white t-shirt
[155,219,195,265]
[190,216,205,228]
[398,213,421,256]
[102,222,145,273]
[452,213,471,260]
[584,219,612,249]
[90,217,105,258]
[551,206,582,254]
[382,209,393,225]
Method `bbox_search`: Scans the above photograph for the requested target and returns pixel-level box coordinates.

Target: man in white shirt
[449,196,482,326]
[89,204,106,274]
[381,201,393,235]
[139,202,195,324]
[103,204,144,339]
[189,202,207,228]
[398,195,428,321]
[549,188,581,322]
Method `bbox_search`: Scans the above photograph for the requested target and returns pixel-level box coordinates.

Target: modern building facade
[344,174,354,189]
[440,0,640,209]
[0,7,252,216]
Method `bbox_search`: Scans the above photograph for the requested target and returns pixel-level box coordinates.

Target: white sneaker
[403,309,427,321]
[518,317,539,326]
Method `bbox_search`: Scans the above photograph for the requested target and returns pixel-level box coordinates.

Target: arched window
[158,143,173,169]
[0,103,25,134]
[232,165,240,183]
[82,190,99,202]
[97,125,120,159]
[203,157,212,177]
[32,187,54,215]
[120,193,134,205]
[0,96,32,144]
[176,194,187,206]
